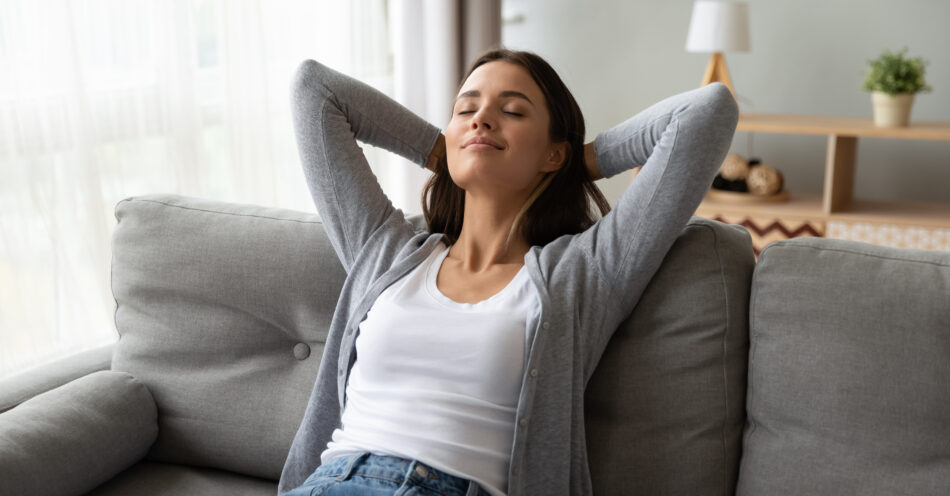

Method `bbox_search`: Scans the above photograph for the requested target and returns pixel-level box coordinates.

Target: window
[0,0,393,379]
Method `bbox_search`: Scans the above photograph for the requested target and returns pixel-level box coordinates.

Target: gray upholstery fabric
[110,194,346,481]
[586,218,754,495]
[738,237,950,495]
[0,343,113,413]
[0,370,157,496]
[88,461,276,495]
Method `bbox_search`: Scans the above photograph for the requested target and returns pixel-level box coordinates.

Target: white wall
[502,0,950,206]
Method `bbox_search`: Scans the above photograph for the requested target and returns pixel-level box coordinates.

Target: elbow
[291,59,335,104]
[699,82,740,131]
[291,59,318,93]
[672,82,739,153]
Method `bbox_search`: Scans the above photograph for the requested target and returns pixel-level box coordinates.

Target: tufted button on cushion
[293,343,311,360]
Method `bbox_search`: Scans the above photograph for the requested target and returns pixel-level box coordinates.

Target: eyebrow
[455,90,535,107]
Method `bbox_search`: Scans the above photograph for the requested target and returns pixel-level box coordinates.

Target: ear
[540,142,569,173]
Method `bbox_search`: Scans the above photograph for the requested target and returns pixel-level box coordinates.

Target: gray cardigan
[278,59,738,495]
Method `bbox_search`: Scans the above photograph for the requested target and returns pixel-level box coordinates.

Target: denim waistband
[318,452,491,496]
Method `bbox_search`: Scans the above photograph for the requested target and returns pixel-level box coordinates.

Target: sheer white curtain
[0,0,394,378]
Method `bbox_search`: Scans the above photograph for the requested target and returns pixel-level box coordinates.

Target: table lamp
[685,0,749,100]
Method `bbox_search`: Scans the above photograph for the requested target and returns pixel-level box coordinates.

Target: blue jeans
[282,453,492,496]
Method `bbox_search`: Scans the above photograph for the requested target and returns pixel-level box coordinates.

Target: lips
[463,136,504,150]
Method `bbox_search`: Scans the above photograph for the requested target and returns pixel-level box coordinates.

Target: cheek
[444,122,464,162]
[445,115,470,143]
[507,132,549,175]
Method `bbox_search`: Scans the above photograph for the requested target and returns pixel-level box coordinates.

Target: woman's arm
[290,59,442,272]
[574,82,738,349]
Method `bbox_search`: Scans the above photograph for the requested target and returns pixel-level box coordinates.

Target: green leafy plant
[862,47,932,95]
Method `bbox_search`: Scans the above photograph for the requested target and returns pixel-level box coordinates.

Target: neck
[449,191,531,273]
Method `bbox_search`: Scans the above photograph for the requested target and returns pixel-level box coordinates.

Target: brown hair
[422,48,611,248]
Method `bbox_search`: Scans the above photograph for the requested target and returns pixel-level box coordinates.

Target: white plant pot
[870,91,915,127]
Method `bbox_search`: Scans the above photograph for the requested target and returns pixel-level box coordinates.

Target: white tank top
[320,241,537,496]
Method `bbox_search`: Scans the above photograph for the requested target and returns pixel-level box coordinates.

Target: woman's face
[445,61,565,199]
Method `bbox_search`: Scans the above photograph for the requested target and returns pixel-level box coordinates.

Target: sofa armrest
[0,343,114,413]
[0,370,158,496]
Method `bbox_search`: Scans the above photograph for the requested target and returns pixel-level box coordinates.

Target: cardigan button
[293,343,311,360]
[529,369,538,377]
[542,321,550,329]
[519,417,528,427]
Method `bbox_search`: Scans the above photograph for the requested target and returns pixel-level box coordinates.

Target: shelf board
[697,193,824,219]
[737,113,950,141]
[831,199,950,228]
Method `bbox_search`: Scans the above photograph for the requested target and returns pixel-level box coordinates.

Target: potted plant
[861,47,932,127]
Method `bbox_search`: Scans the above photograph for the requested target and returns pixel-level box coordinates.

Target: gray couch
[1,193,947,496]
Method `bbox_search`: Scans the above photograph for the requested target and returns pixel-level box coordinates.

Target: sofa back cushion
[738,237,950,495]
[586,218,755,495]
[111,194,346,480]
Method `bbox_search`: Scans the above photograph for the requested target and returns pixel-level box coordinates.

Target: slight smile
[465,143,503,151]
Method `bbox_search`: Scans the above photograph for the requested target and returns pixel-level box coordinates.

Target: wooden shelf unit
[696,113,950,253]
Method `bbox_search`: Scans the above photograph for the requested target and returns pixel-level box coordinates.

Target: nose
[470,108,493,130]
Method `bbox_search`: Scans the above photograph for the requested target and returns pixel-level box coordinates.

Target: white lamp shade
[685,1,750,53]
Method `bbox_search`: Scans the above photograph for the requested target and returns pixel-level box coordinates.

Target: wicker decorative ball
[719,153,749,180]
[747,164,784,195]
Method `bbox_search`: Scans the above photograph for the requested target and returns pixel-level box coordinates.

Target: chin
[456,170,531,199]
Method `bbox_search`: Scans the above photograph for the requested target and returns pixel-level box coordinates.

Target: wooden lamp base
[701,52,737,100]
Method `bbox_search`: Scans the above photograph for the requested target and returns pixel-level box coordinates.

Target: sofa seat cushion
[585,217,755,495]
[738,238,950,495]
[110,194,347,480]
[88,461,277,496]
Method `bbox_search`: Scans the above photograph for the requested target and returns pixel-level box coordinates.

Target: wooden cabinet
[695,113,950,254]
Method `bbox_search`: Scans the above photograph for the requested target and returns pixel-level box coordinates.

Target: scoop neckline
[425,243,528,310]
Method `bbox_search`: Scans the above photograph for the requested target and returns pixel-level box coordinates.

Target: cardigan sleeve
[574,82,738,345]
[290,59,442,272]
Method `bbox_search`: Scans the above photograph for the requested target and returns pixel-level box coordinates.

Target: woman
[279,49,738,496]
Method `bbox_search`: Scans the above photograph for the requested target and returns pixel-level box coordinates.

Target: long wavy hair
[421,48,611,248]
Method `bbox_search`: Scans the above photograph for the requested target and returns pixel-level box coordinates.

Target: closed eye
[457,111,522,116]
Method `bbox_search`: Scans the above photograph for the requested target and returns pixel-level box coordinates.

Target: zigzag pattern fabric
[711,215,824,256]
